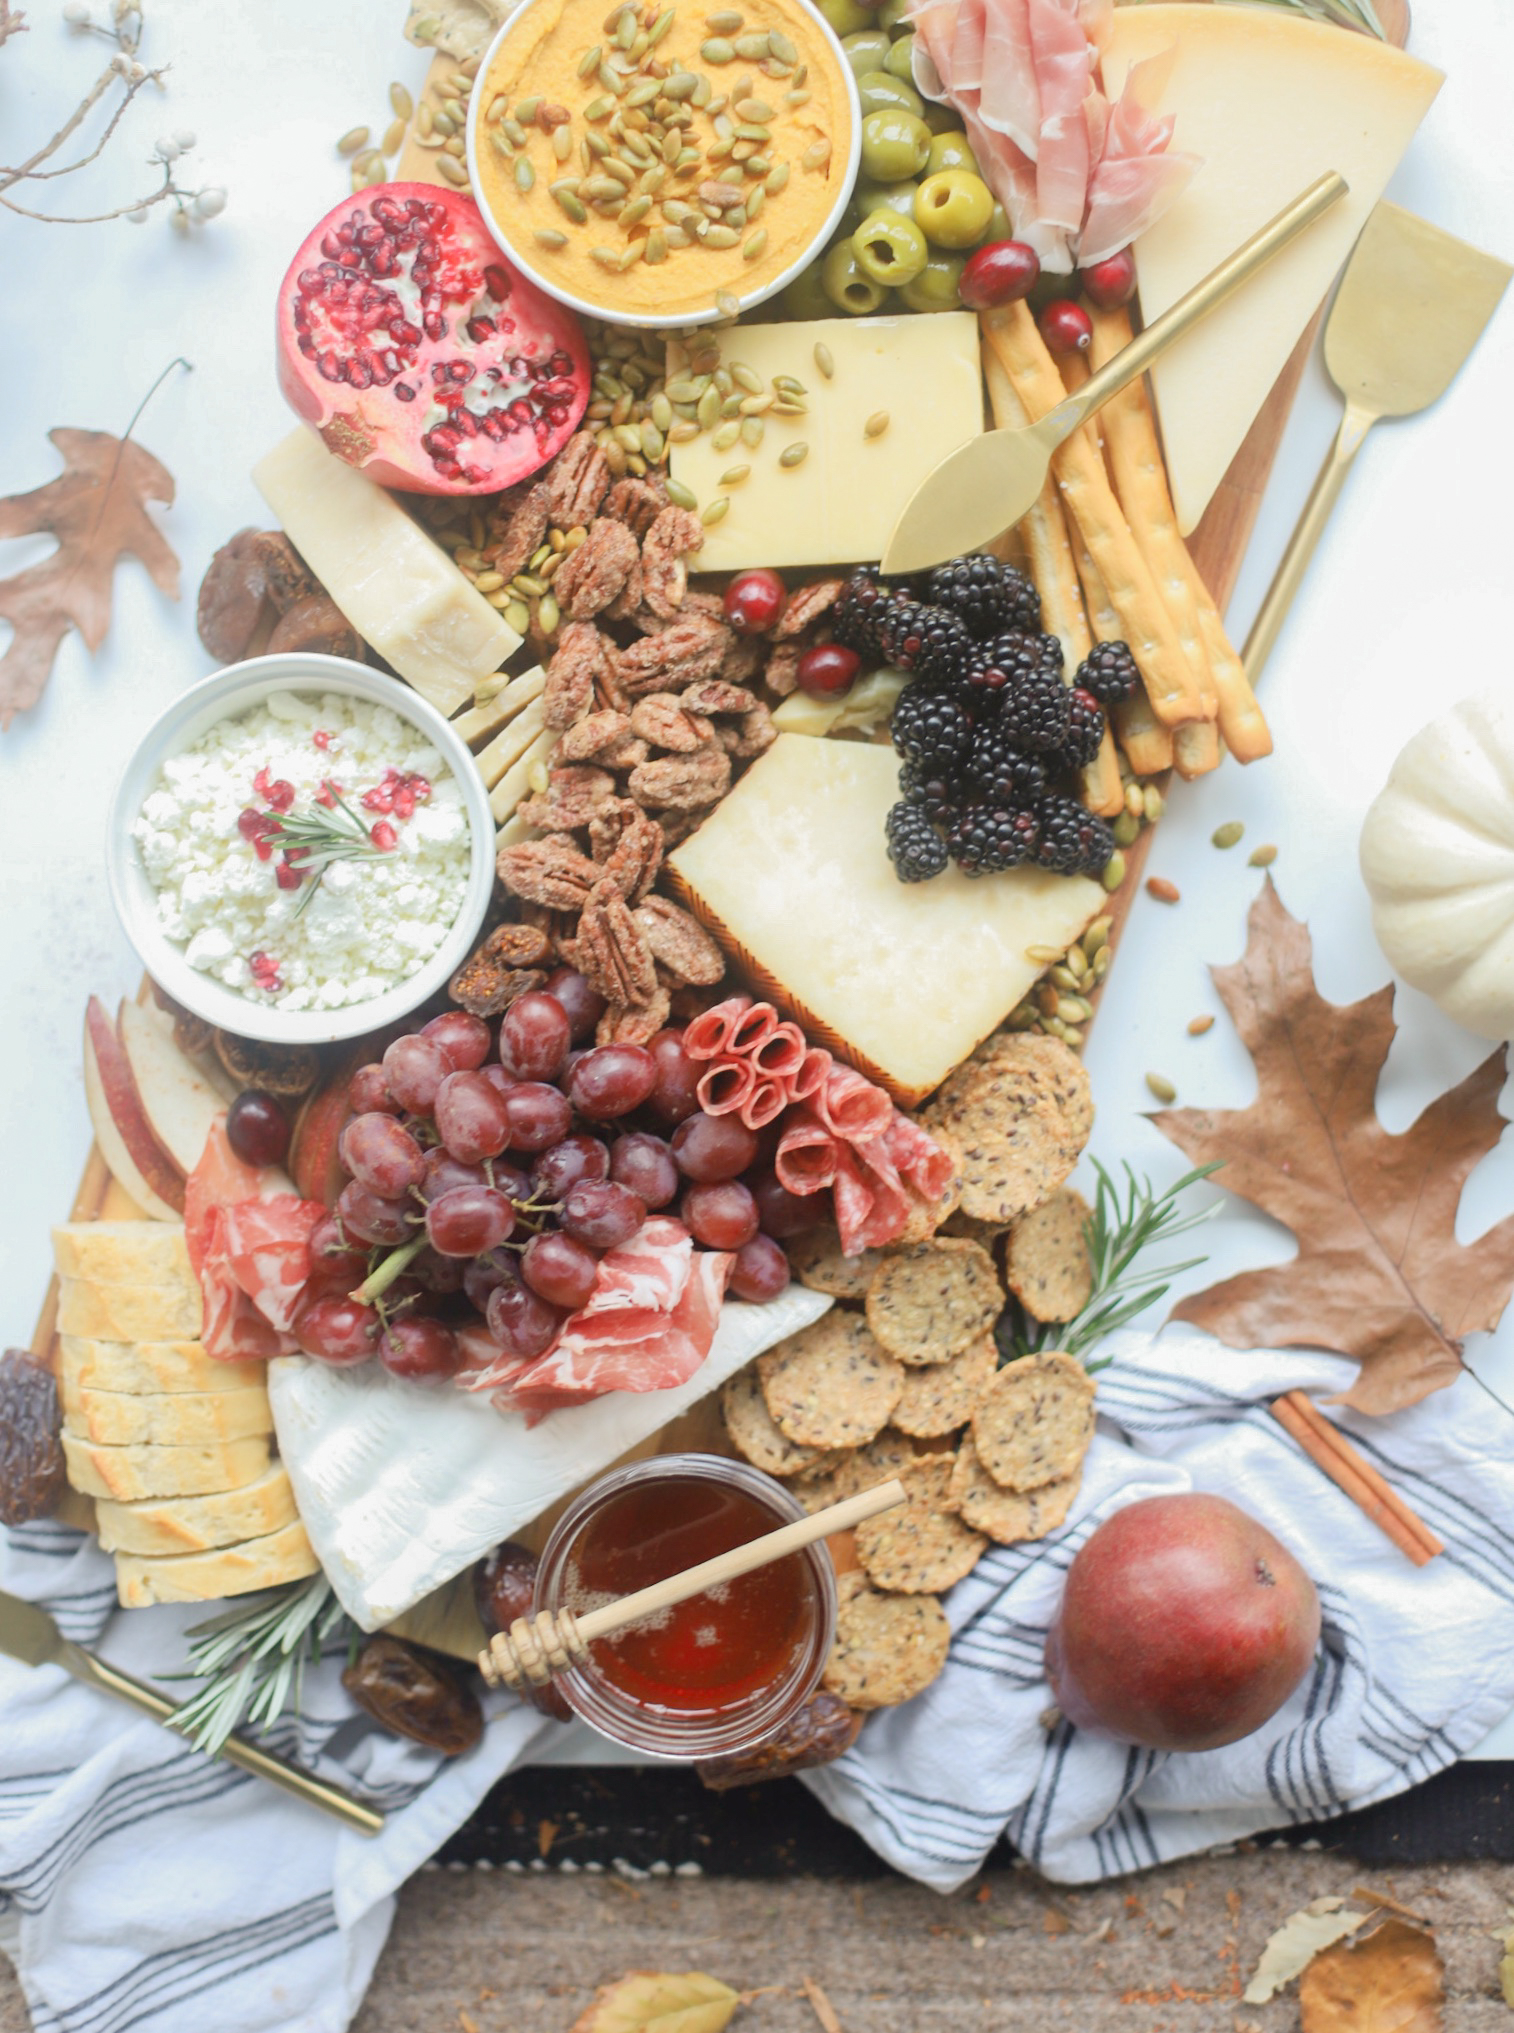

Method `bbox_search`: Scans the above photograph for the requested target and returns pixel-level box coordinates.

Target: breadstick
[1088,306,1271,765]
[980,304,1212,729]
[1073,531,1174,775]
[984,347,1123,816]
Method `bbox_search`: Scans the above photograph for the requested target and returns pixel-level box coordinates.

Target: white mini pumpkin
[1359,691,1514,1041]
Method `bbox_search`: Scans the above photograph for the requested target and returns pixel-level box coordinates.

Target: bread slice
[59,1336,264,1396]
[57,1278,202,1344]
[61,1381,273,1448]
[61,1431,271,1503]
[52,1223,192,1285]
[94,1463,299,1556]
[114,1519,319,1608]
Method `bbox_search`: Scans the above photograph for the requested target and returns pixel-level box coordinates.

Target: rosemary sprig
[1184,0,1385,35]
[1013,1159,1223,1367]
[264,788,388,922]
[165,1572,355,1755]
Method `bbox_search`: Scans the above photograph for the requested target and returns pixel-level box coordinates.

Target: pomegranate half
[276,184,591,495]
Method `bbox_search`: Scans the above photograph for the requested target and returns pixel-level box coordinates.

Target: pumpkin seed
[784,87,811,106]
[483,130,509,158]
[727,362,761,395]
[702,35,735,60]
[675,145,703,169]
[443,96,466,123]
[1248,843,1278,868]
[418,102,435,137]
[514,156,535,191]
[1064,944,1088,980]
[746,185,766,221]
[645,226,669,263]
[801,138,831,171]
[1025,942,1062,966]
[736,97,772,120]
[505,600,531,634]
[649,6,676,43]
[1050,965,1080,993]
[1091,945,1112,982]
[696,383,722,428]
[432,109,457,137]
[436,151,470,184]
[639,420,665,461]
[513,574,549,598]
[769,27,798,62]
[390,81,414,120]
[538,593,561,635]
[773,375,806,396]
[583,95,613,120]
[533,227,568,250]
[1143,785,1166,824]
[1145,1073,1177,1104]
[707,6,743,24]
[719,463,752,486]
[590,245,619,268]
[1124,781,1145,819]
[625,78,660,107]
[863,410,889,439]
[442,134,465,157]
[665,477,699,510]
[352,147,384,175]
[778,441,808,468]
[740,414,764,448]
[702,223,739,248]
[812,343,835,384]
[336,126,370,156]
[701,496,730,525]
[552,124,575,161]
[618,193,652,227]
[735,30,771,56]
[1187,1015,1215,1036]
[1082,916,1112,956]
[742,227,767,261]
[597,62,624,93]
[602,436,629,475]
[766,162,791,196]
[380,118,405,154]
[1112,812,1140,847]
[1056,996,1091,1025]
[715,288,743,317]
[503,118,528,143]
[553,186,588,221]
[1101,851,1126,892]
[487,93,509,123]
[1212,820,1245,849]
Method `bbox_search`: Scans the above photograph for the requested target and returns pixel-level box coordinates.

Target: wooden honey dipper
[477,1477,908,1692]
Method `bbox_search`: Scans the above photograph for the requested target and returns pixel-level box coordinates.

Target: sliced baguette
[58,1278,202,1344]
[62,1431,271,1503]
[114,1519,319,1608]
[61,1382,273,1448]
[94,1463,299,1556]
[59,1336,264,1396]
[52,1223,192,1285]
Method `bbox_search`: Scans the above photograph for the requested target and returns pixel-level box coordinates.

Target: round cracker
[822,1570,951,1710]
[926,1036,1092,1226]
[892,1335,998,1439]
[792,1431,918,1515]
[1005,1189,1094,1324]
[864,1238,1003,1366]
[757,1312,903,1451]
[787,1228,890,1300]
[722,1364,828,1477]
[854,1455,988,1593]
[948,1430,1081,1544]
[971,1351,1096,1494]
[894,1124,964,1244]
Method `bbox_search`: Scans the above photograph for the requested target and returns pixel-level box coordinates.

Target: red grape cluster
[292,967,826,1386]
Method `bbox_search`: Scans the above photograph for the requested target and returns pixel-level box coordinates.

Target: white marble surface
[3,3,1514,1738]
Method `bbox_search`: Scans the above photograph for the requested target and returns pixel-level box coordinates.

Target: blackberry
[1049,687,1106,771]
[1076,640,1141,706]
[876,599,973,686]
[928,557,1041,640]
[886,800,949,883]
[1036,633,1066,673]
[1034,794,1116,876]
[948,803,1039,876]
[890,683,972,774]
[966,722,1047,808]
[960,628,1045,701]
[898,759,959,828]
[999,663,1073,753]
[831,566,892,656]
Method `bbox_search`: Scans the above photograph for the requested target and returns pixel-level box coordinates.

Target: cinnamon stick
[1270,1393,1442,1566]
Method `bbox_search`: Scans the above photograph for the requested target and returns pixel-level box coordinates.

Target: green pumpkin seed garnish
[443,96,466,124]
[516,95,543,123]
[704,224,740,248]
[733,30,770,56]
[1101,851,1127,893]
[774,374,806,396]
[1112,811,1140,848]
[552,186,588,221]
[696,384,723,428]
[645,227,669,263]
[735,97,772,120]
[537,593,561,636]
[801,138,831,171]
[769,27,798,62]
[436,153,470,185]
[390,81,415,119]
[711,419,741,451]
[784,86,811,106]
[814,341,835,380]
[1188,1015,1215,1036]
[1249,843,1278,867]
[702,35,735,60]
[740,414,764,448]
[432,110,457,137]
[336,126,370,156]
[590,245,619,268]
[863,409,890,439]
[778,441,808,468]
[666,477,699,509]
[715,288,743,317]
[701,496,730,525]
[765,161,790,195]
[1145,1073,1177,1104]
[534,227,569,249]
[649,7,676,44]
[619,193,653,226]
[1211,820,1245,850]
[719,463,751,486]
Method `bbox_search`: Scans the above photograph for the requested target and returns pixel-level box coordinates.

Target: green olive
[877,0,912,30]
[852,176,918,221]
[856,69,924,118]
[925,129,979,178]
[851,207,929,287]
[822,239,889,315]
[839,27,892,77]
[984,201,1011,246]
[859,108,931,183]
[898,249,965,312]
[780,258,835,322]
[883,32,917,81]
[921,101,958,135]
[913,168,995,249]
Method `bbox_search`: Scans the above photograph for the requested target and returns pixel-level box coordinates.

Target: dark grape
[464,1246,518,1312]
[486,1157,534,1201]
[728,1232,791,1301]
[347,1063,398,1115]
[383,1034,452,1113]
[532,1135,610,1200]
[433,1069,510,1163]
[503,1081,573,1153]
[340,1113,427,1197]
[544,966,606,1044]
[561,1180,647,1249]
[682,1179,759,1250]
[567,1044,658,1121]
[485,1279,565,1358]
[409,1244,468,1294]
[750,1169,825,1239]
[227,1090,291,1167]
[294,1295,380,1365]
[425,1185,515,1257]
[305,1214,369,1293]
[479,1065,518,1102]
[671,1111,758,1183]
[521,1231,601,1309]
[337,1180,420,1246]
[422,1148,489,1201]
[420,1010,492,1071]
[609,1132,679,1209]
[646,1029,701,1125]
[379,1315,463,1381]
[498,992,571,1083]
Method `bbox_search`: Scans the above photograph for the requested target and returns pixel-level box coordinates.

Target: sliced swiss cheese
[114,1519,319,1609]
[667,734,1103,1105]
[52,1222,191,1285]
[62,1431,271,1503]
[253,426,521,715]
[56,1278,202,1344]
[1100,6,1442,534]
[94,1463,300,1556]
[667,314,985,571]
[61,1382,274,1449]
[59,1336,264,1397]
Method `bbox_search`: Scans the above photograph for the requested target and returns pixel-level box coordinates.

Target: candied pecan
[197,531,268,663]
[555,709,633,764]
[601,475,669,538]
[553,518,641,621]
[764,642,803,697]
[544,621,608,730]
[496,838,601,910]
[595,986,672,1046]
[450,926,549,1015]
[629,693,714,754]
[680,679,757,716]
[717,699,777,761]
[543,433,611,528]
[603,552,645,623]
[598,732,649,771]
[617,616,731,697]
[514,764,618,834]
[577,883,658,1007]
[490,481,551,581]
[774,578,845,641]
[594,648,631,714]
[596,809,664,906]
[629,744,731,811]
[633,895,726,986]
[267,593,362,661]
[719,629,767,686]
[641,506,706,619]
[588,796,644,862]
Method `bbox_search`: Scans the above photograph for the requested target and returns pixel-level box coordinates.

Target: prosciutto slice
[1027,0,1091,234]
[186,1121,325,1363]
[973,0,1039,157]
[1080,50,1197,268]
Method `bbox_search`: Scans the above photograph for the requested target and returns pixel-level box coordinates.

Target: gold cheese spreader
[1241,201,1511,684]
[882,171,1349,575]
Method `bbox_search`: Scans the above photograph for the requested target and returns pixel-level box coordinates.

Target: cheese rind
[57,1278,202,1343]
[667,735,1103,1104]
[62,1432,272,1503]
[253,427,521,714]
[114,1520,319,1608]
[59,1337,264,1396]
[668,314,985,571]
[52,1223,191,1285]
[95,1463,300,1556]
[61,1383,274,1448]
[1101,6,1442,535]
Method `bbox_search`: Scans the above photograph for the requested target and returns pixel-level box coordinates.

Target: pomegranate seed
[423,314,445,341]
[484,266,510,300]
[267,779,295,812]
[253,767,272,796]
[371,820,398,851]
[313,729,331,750]
[466,317,496,342]
[394,383,415,401]
[409,774,431,802]
[393,785,416,820]
[237,808,265,841]
[275,861,303,891]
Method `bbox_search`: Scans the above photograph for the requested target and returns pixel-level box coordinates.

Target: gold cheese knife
[1241,201,1512,684]
[0,1587,384,1835]
[881,171,1349,575]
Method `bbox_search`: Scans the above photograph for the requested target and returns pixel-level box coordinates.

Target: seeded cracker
[722,1364,830,1478]
[948,1431,1082,1545]
[864,1238,1003,1365]
[757,1313,903,1451]
[1005,1188,1094,1323]
[787,1228,890,1301]
[791,1430,918,1514]
[925,1035,1093,1225]
[822,1570,952,1711]
[892,1336,998,1439]
[972,1351,1096,1494]
[854,1455,988,1593]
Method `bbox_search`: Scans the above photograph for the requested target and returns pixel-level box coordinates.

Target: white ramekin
[107,653,495,1047]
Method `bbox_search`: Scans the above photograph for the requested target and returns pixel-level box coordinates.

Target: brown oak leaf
[0,427,180,726]
[1299,1918,1443,2032]
[1152,880,1514,1415]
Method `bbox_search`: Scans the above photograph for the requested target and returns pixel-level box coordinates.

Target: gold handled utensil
[881,171,1350,575]
[0,1587,384,1836]
[478,1476,908,1692]
[1241,201,1511,685]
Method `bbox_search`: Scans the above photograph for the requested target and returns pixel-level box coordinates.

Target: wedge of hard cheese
[95,1463,301,1556]
[59,1336,264,1396]
[62,1432,271,1503]
[114,1519,319,1608]
[61,1381,274,1448]
[52,1223,192,1284]
[57,1278,202,1344]
[667,735,1104,1105]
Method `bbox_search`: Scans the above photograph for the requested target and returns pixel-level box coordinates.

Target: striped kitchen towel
[805,1323,1514,1887]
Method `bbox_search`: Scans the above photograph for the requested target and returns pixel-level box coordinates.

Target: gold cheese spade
[1242,201,1511,683]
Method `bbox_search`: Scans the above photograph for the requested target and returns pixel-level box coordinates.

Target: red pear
[1044,1493,1320,1753]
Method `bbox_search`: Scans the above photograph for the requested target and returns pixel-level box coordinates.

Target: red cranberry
[1039,299,1093,355]
[958,239,1041,312]
[1077,247,1137,311]
[722,569,787,636]
[798,644,861,698]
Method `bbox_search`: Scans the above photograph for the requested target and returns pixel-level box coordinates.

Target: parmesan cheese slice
[59,1336,264,1397]
[52,1222,191,1285]
[1101,6,1443,534]
[61,1382,274,1448]
[114,1520,319,1608]
[57,1277,202,1344]
[95,1463,300,1556]
[62,1432,272,1504]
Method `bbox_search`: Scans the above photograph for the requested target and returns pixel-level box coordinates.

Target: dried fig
[341,1635,484,1755]
[197,530,269,663]
[266,593,362,661]
[0,1351,66,1528]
